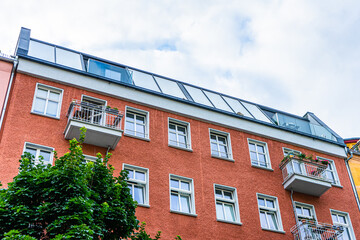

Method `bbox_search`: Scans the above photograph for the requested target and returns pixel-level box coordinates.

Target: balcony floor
[283,173,332,197]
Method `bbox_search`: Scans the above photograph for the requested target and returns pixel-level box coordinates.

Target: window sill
[261,228,285,234]
[211,155,234,162]
[217,219,242,226]
[170,210,197,217]
[124,133,150,142]
[31,112,60,120]
[168,144,193,152]
[137,203,150,208]
[251,164,273,171]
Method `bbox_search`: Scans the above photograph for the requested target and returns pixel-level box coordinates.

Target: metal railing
[291,220,343,240]
[67,100,123,130]
[280,157,330,182]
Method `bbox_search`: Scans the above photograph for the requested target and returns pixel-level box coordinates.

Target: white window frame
[169,174,196,216]
[31,83,63,119]
[209,129,233,161]
[214,184,241,225]
[124,106,150,141]
[330,209,355,240]
[23,142,54,165]
[123,164,149,207]
[317,156,341,186]
[248,139,272,170]
[294,202,317,222]
[256,193,284,233]
[282,147,301,156]
[168,118,192,151]
[83,154,100,163]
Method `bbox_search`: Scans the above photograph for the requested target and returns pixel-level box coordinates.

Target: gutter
[0,57,18,134]
[345,140,360,211]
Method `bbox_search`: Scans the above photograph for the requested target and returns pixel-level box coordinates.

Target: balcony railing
[279,157,332,196]
[65,100,124,149]
[291,220,343,240]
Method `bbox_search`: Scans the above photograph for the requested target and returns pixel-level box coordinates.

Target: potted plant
[105,106,119,114]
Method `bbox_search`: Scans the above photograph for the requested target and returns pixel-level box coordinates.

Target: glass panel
[33,98,46,114]
[177,126,186,134]
[170,179,179,188]
[266,200,274,208]
[218,136,226,145]
[169,124,176,131]
[28,40,55,62]
[127,184,133,195]
[303,208,311,217]
[170,193,179,211]
[126,112,134,120]
[203,91,233,112]
[131,70,160,92]
[259,211,268,228]
[331,214,338,223]
[39,150,51,162]
[224,191,232,200]
[55,48,82,70]
[126,169,134,179]
[219,145,228,158]
[136,115,145,124]
[341,229,351,240]
[134,185,144,204]
[267,212,278,230]
[49,91,60,101]
[241,101,272,123]
[296,207,302,215]
[178,135,187,147]
[258,198,265,207]
[259,154,267,167]
[125,121,135,133]
[215,189,222,198]
[223,96,253,118]
[25,147,37,157]
[88,59,131,84]
[184,85,213,107]
[257,145,265,153]
[249,143,256,151]
[154,77,186,99]
[37,88,48,98]
[310,123,336,141]
[216,203,224,220]
[224,204,235,221]
[250,152,258,161]
[135,171,145,181]
[180,181,190,191]
[46,101,58,117]
[169,132,177,144]
[339,215,346,224]
[211,143,219,154]
[294,162,302,174]
[180,195,190,213]
[136,124,145,137]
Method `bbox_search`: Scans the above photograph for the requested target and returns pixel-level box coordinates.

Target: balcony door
[81,95,107,125]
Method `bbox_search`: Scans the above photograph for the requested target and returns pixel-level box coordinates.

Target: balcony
[280,157,332,196]
[65,100,123,149]
[291,220,344,240]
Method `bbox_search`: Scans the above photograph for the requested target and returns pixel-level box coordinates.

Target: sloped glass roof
[24,39,338,142]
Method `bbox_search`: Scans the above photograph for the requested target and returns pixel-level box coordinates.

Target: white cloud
[0,0,359,138]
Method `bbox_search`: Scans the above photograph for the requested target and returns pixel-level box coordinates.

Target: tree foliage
[0,128,155,239]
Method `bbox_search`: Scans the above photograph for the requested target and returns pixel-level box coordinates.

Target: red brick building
[0,28,359,239]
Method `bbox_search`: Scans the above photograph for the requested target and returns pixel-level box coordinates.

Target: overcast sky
[1,0,359,139]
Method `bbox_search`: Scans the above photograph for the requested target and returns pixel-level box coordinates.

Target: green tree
[0,128,168,239]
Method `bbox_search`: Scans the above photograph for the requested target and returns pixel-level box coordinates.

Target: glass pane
[184,85,213,107]
[33,98,46,114]
[259,154,267,166]
[258,198,265,207]
[331,214,338,223]
[135,171,145,181]
[131,70,160,92]
[177,126,186,134]
[339,215,346,224]
[46,101,58,117]
[154,77,186,99]
[169,132,177,144]
[126,112,134,120]
[126,169,134,179]
[125,121,135,133]
[219,145,228,158]
[25,147,37,157]
[296,207,302,215]
[180,181,190,191]
[224,204,235,221]
[180,195,190,213]
[218,136,226,145]
[37,88,48,98]
[49,91,60,101]
[326,171,335,183]
[134,186,144,204]
[267,212,278,230]
[257,145,265,153]
[215,189,222,198]
[127,184,133,195]
[105,69,121,80]
[203,91,233,112]
[294,162,302,174]
[222,96,253,118]
[39,150,51,163]
[55,48,83,70]
[341,229,351,240]
[266,199,274,208]
[170,193,179,211]
[178,135,187,147]
[224,191,232,200]
[88,59,131,84]
[136,115,145,124]
[249,143,256,151]
[169,124,176,131]
[28,40,55,62]
[170,179,179,188]
[241,101,272,123]
[260,211,268,228]
[250,152,258,161]
[216,203,224,220]
[136,124,145,137]
[303,208,311,217]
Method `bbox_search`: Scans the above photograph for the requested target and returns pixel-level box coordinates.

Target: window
[214,185,241,224]
[124,107,149,139]
[295,202,316,222]
[83,155,98,163]
[283,147,301,156]
[23,142,54,165]
[257,194,283,232]
[123,164,149,206]
[248,139,271,169]
[331,210,355,240]
[318,157,340,185]
[31,83,63,118]
[168,118,191,149]
[209,129,232,160]
[170,175,195,215]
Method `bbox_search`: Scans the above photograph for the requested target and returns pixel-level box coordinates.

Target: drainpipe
[0,57,18,133]
[290,189,301,239]
[345,143,360,212]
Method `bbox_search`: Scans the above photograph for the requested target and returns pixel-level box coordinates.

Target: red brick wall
[0,73,358,239]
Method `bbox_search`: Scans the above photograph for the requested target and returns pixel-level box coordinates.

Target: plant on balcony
[281,153,329,167]
[105,106,119,114]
